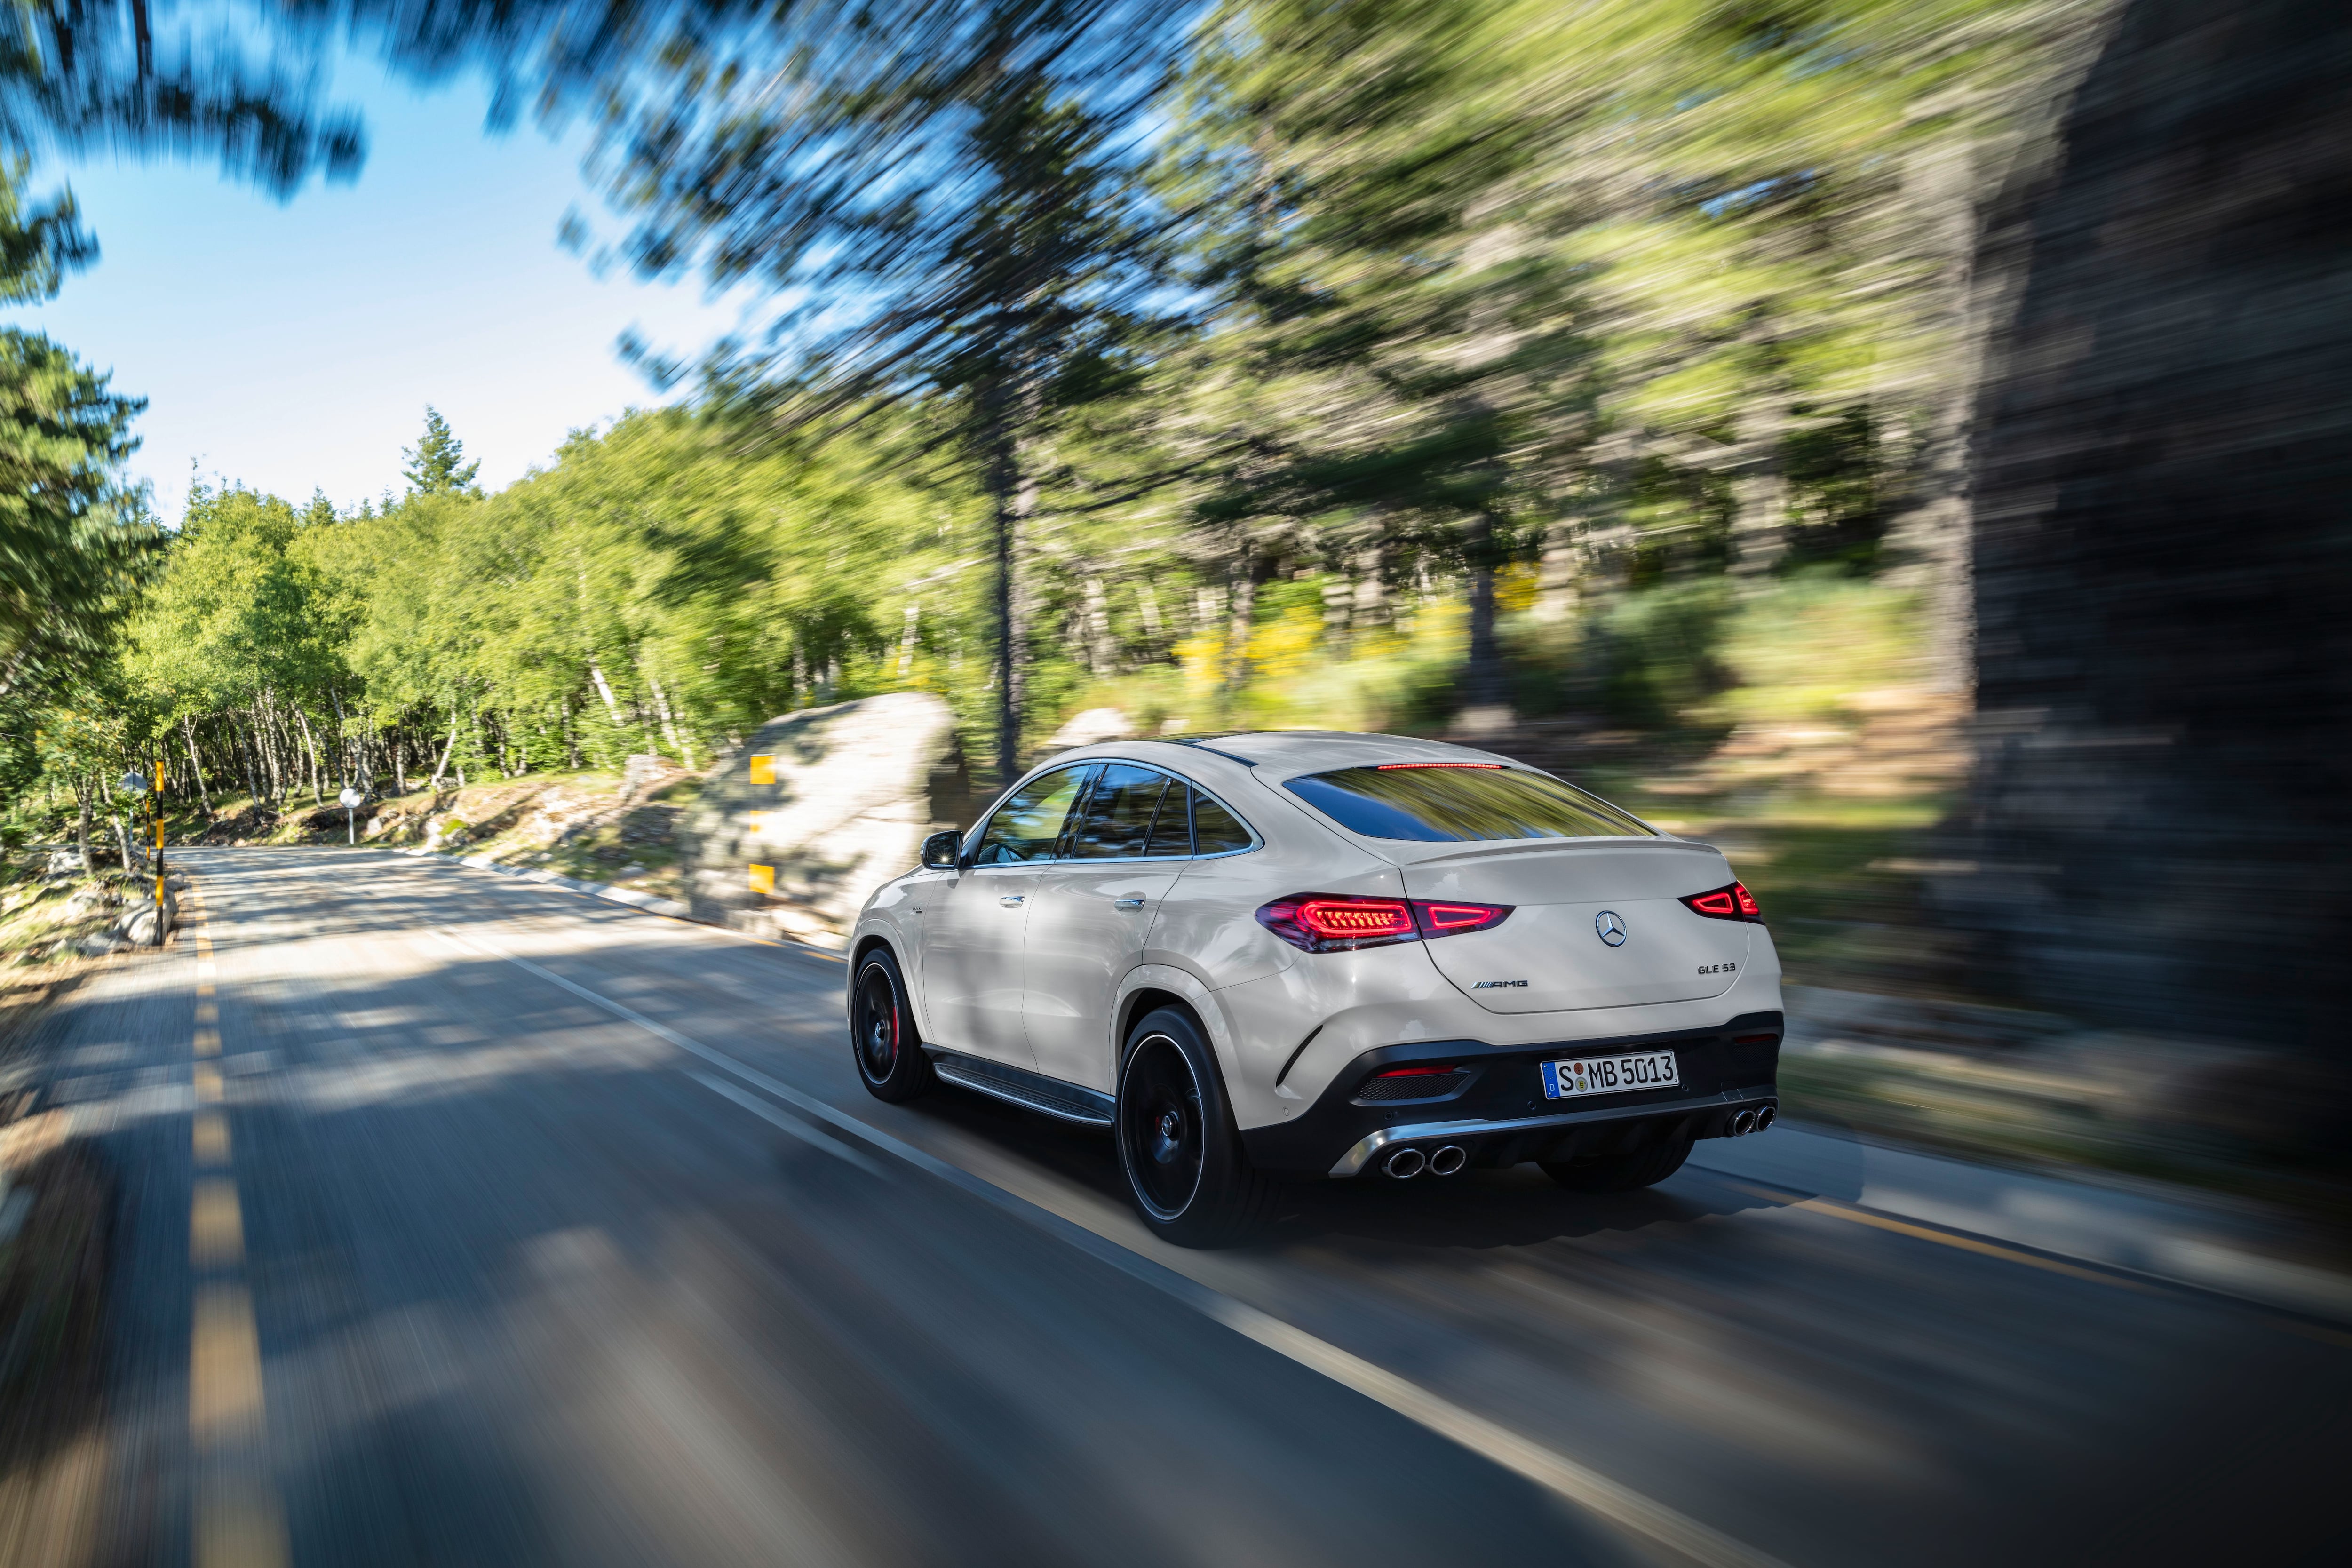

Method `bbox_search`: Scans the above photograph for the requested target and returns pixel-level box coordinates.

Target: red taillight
[1681,882,1765,924]
[1299,899,1415,941]
[1257,894,1515,951]
[1417,901,1510,933]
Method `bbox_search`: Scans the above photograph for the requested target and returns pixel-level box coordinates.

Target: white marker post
[118,770,167,945]
[338,786,365,845]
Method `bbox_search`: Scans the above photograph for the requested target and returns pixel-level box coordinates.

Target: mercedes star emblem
[1595,910,1628,946]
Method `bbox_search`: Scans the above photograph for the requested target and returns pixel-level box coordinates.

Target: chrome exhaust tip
[1428,1145,1467,1176]
[1383,1147,1427,1178]
[1730,1109,1758,1137]
[1754,1104,1777,1132]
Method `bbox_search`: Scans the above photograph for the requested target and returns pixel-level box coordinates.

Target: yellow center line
[196,1488,289,1568]
[191,1178,244,1267]
[189,1282,264,1445]
[181,873,291,1568]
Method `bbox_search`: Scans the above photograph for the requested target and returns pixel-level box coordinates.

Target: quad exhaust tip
[1755,1104,1777,1131]
[1730,1109,1758,1136]
[1384,1145,1466,1178]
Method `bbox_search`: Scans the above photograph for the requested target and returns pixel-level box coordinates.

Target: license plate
[1541,1050,1680,1100]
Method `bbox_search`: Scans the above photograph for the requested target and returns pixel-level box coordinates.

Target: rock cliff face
[681,692,977,948]
[1953,0,2352,1047]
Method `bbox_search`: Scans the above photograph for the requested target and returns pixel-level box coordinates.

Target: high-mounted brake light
[1373,762,1502,770]
[1257,894,1514,952]
[1681,882,1765,923]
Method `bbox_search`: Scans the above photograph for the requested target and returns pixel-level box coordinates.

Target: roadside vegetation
[5,0,2331,1222]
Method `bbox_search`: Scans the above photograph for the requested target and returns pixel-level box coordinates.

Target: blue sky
[0,56,754,523]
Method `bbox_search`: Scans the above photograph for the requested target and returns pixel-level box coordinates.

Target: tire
[1115,1007,1277,1248]
[850,948,933,1102]
[1540,1129,1694,1193]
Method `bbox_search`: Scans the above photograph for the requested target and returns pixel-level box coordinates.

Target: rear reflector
[1257,894,1514,952]
[1355,1063,1472,1103]
[1681,882,1765,924]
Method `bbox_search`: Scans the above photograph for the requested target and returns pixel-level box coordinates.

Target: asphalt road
[32,847,2352,1567]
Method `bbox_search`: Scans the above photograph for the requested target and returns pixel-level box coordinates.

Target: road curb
[1692,1122,2352,1326]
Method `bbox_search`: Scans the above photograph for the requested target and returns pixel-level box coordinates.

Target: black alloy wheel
[1114,1007,1277,1247]
[1120,1034,1206,1219]
[850,949,932,1102]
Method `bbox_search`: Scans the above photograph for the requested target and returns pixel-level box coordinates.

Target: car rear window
[1284,764,1655,843]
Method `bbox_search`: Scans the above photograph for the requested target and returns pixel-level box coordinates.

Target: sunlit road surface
[48,849,2349,1568]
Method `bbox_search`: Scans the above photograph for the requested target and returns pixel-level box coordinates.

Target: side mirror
[921,829,963,870]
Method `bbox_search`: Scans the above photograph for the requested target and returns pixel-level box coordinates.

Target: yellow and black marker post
[154,754,168,941]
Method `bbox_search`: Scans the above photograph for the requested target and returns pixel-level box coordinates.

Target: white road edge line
[433,924,1789,1568]
[688,1070,887,1176]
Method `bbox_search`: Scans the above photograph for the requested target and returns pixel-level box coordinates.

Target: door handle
[999,894,1026,907]
[1115,897,1147,909]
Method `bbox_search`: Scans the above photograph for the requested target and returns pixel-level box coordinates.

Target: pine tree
[402,407,480,496]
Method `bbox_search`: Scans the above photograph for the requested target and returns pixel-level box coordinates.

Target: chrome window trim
[963,761,1097,866]
[970,755,1264,864]
[1172,772,1263,860]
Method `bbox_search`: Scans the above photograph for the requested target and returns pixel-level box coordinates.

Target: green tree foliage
[401,406,480,495]
[0,329,151,702]
[0,0,2117,829]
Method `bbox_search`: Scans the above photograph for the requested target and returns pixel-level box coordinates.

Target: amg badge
[1470,979,1530,989]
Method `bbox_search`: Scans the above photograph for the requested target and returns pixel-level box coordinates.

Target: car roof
[1053,730,1512,779]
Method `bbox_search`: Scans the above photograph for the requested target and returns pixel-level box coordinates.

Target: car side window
[970,765,1094,865]
[1068,764,1171,859]
[1190,787,1255,856]
[1143,781,1193,856]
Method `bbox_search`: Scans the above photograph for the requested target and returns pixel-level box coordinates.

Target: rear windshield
[1284,764,1656,843]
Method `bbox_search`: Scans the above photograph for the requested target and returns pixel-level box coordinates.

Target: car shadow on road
[895,1083,1786,1255]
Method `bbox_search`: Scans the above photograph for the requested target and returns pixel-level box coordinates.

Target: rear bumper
[1238,1011,1782,1177]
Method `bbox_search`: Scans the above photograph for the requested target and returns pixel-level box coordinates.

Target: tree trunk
[428,704,461,792]
[237,718,259,805]
[75,788,95,876]
[1224,543,1265,699]
[293,705,323,803]
[181,715,213,815]
[982,387,1029,786]
[897,601,922,680]
[1730,446,1789,579]
[1461,511,1510,716]
[646,667,689,765]
[588,660,624,729]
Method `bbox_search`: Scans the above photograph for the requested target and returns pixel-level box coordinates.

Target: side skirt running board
[928,1050,1115,1127]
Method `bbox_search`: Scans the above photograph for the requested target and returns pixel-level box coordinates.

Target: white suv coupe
[849,731,1782,1244]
